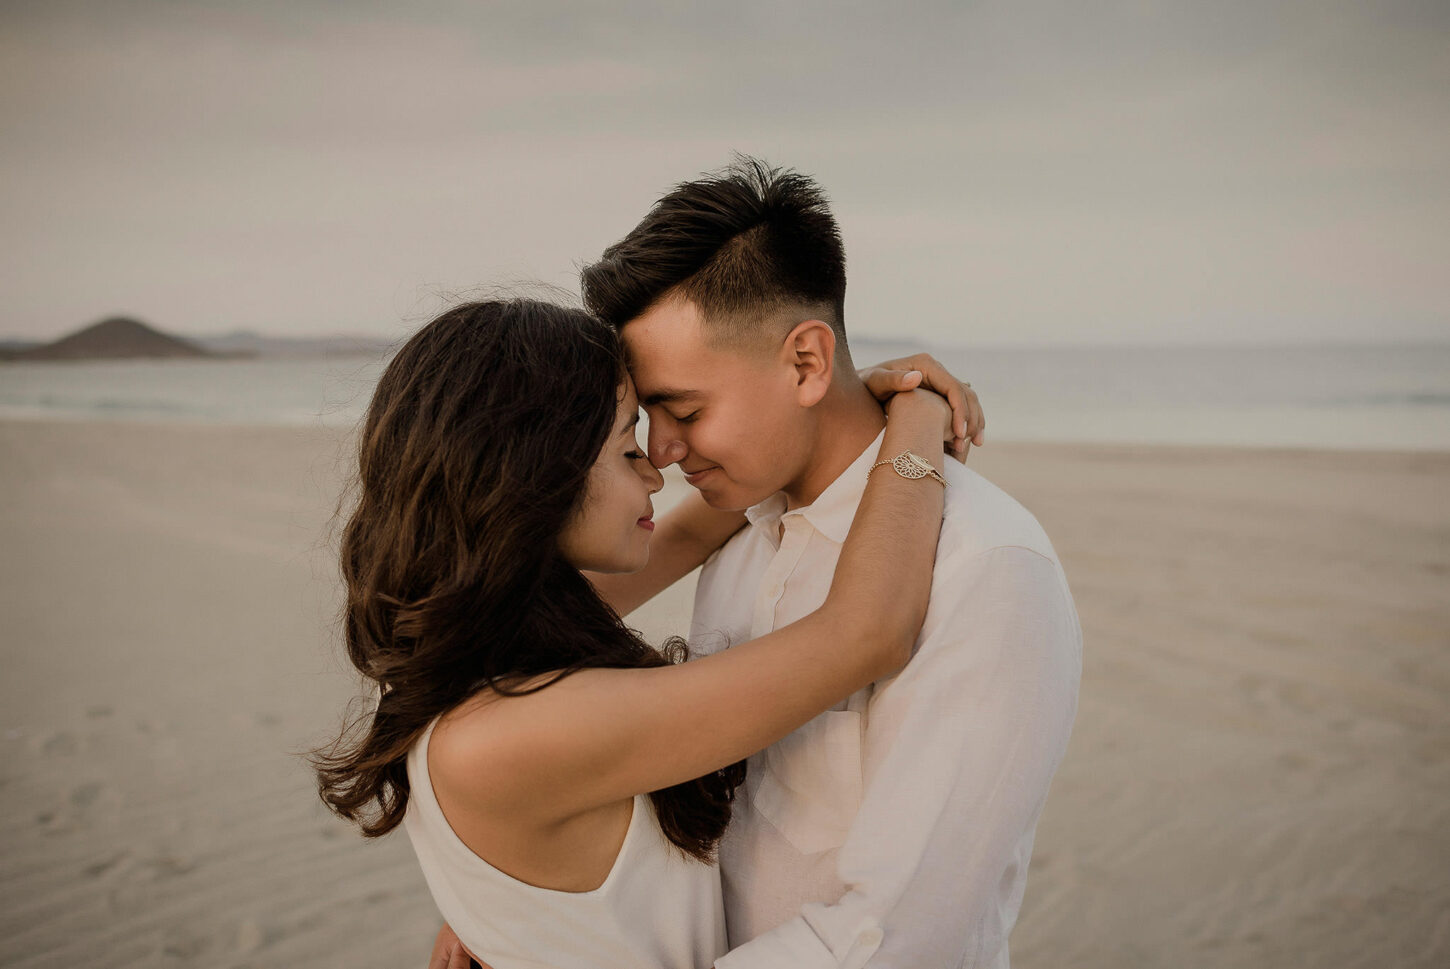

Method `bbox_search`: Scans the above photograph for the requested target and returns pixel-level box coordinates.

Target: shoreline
[2,414,1448,456]
[2,420,1447,967]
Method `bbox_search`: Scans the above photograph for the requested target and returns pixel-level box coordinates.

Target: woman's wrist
[884,389,953,445]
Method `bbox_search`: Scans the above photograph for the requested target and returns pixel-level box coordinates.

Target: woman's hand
[859,352,984,462]
[428,923,482,969]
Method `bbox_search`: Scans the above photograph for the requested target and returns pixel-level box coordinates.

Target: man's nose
[648,425,687,468]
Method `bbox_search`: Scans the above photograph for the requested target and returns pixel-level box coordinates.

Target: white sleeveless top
[404,718,728,969]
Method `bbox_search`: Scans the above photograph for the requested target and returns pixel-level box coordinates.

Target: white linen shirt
[693,432,1082,969]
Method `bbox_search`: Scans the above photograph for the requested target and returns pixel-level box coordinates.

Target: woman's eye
[626,450,648,461]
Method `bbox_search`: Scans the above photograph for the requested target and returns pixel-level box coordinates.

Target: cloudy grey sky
[3,0,1446,345]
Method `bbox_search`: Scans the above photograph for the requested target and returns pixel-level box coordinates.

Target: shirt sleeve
[715,546,1083,969]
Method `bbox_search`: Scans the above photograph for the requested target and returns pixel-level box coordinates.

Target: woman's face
[558,378,665,574]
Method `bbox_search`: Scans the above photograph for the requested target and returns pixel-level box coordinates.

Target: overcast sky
[2,0,1446,345]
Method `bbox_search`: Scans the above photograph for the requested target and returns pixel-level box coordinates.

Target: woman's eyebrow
[618,410,641,435]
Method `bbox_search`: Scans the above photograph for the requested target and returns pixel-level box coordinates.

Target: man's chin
[703,498,752,513]
[694,482,773,513]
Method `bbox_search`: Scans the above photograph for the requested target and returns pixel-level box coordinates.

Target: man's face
[622,295,807,511]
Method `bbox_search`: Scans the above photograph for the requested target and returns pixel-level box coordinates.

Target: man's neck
[782,377,886,510]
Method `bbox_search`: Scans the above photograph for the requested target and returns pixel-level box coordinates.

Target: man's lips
[683,466,719,485]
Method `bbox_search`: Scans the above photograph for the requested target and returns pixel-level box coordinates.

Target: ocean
[2,343,1447,451]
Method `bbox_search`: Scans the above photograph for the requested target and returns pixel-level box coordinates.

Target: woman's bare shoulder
[426,670,598,807]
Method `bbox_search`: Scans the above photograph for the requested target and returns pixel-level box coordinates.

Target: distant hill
[0,322,397,362]
[5,317,218,362]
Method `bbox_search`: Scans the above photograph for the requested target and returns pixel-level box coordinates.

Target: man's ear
[782,320,836,408]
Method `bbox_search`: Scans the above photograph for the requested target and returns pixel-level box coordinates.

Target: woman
[316,299,964,969]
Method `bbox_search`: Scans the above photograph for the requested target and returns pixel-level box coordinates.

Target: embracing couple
[316,158,1081,969]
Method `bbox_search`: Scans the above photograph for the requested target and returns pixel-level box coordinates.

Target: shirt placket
[749,514,812,641]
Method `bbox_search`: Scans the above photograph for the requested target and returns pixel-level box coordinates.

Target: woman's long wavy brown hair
[313,299,743,861]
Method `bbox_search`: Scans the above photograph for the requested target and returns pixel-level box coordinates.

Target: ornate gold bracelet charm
[867,451,947,487]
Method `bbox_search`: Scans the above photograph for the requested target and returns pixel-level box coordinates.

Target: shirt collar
[743,429,886,546]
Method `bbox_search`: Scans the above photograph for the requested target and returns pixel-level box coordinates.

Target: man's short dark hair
[581,157,848,351]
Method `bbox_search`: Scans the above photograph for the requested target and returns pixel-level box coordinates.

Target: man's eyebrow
[640,388,703,407]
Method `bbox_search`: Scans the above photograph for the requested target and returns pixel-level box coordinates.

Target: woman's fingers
[428,924,480,969]
[964,383,985,446]
[859,366,921,397]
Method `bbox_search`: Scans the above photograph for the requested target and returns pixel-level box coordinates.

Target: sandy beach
[1,418,1446,968]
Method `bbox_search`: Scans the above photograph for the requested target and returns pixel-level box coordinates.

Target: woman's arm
[435,390,952,822]
[583,491,746,617]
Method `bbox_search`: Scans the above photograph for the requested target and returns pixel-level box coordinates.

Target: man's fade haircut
[581,157,848,354]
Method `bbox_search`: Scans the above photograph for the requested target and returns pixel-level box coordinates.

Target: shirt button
[858,927,884,947]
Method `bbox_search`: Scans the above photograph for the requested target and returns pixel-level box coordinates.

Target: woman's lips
[636,516,655,532]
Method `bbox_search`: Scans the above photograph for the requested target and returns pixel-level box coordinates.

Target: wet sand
[1,419,1446,967]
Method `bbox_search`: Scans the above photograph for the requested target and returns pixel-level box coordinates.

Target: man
[437,158,1080,967]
